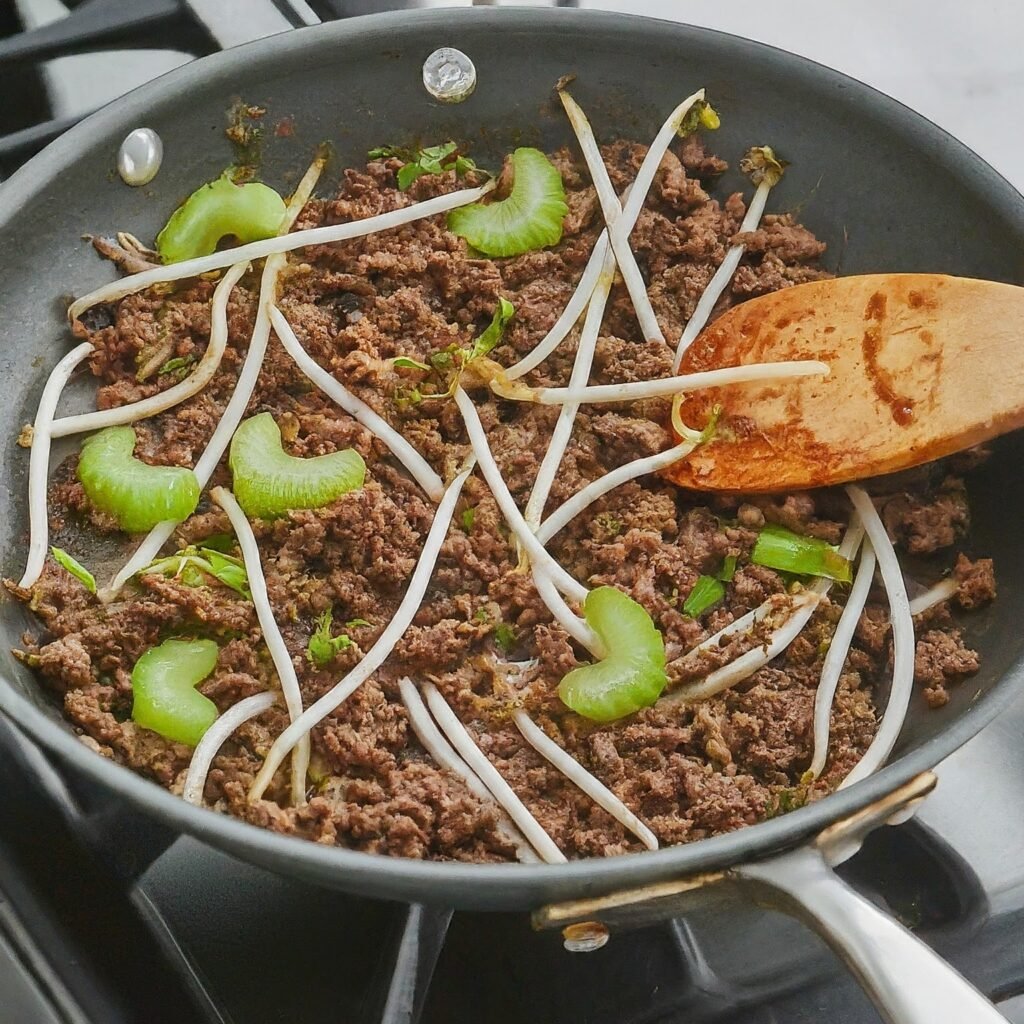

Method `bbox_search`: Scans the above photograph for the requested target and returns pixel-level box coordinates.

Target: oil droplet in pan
[118,127,163,186]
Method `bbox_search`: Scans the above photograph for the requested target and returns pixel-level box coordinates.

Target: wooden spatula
[663,273,1024,493]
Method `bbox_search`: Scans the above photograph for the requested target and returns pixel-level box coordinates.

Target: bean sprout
[422,682,566,864]
[536,437,700,544]
[512,709,658,850]
[398,678,539,863]
[502,231,610,380]
[69,180,495,322]
[51,261,249,438]
[559,90,665,343]
[908,576,957,617]
[18,342,94,589]
[182,691,278,805]
[840,485,915,788]
[672,178,775,372]
[247,463,473,803]
[211,487,310,807]
[454,388,589,604]
[524,360,830,406]
[523,246,615,535]
[269,306,445,502]
[810,537,876,778]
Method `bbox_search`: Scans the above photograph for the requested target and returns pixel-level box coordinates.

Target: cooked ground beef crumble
[9,136,996,861]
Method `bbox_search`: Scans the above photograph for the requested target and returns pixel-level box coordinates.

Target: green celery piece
[751,524,852,583]
[50,547,96,593]
[131,638,219,746]
[447,148,568,257]
[468,297,515,361]
[558,587,667,723]
[683,575,725,617]
[229,413,365,520]
[156,172,286,264]
[77,426,201,533]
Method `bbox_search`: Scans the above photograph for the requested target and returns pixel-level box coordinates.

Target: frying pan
[0,9,1022,1022]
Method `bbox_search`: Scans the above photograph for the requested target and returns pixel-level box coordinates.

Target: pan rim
[1,6,1022,908]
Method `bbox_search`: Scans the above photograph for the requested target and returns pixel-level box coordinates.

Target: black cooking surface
[2,3,1023,1023]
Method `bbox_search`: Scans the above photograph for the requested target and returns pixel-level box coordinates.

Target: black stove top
[2,4,1023,1023]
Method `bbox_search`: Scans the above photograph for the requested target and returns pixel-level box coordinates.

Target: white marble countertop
[577,0,1024,192]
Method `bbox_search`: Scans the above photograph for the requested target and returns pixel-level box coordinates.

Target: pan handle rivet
[562,921,610,953]
[117,128,163,187]
[423,47,477,103]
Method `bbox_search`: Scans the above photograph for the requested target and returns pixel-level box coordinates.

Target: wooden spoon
[663,273,1024,493]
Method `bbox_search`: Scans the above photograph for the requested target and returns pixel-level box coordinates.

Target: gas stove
[2,3,1024,1023]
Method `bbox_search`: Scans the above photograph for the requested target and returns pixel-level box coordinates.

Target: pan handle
[734,844,1008,1024]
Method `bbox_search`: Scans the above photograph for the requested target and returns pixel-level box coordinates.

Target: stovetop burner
[2,4,1023,1023]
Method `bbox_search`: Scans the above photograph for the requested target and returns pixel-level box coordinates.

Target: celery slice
[228,413,365,520]
[77,426,200,533]
[558,587,667,722]
[157,171,286,264]
[131,638,219,746]
[447,148,567,257]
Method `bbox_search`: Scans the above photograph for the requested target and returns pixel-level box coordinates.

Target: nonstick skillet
[0,9,1022,1023]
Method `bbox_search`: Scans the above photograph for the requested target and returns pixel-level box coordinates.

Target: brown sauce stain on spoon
[862,291,915,426]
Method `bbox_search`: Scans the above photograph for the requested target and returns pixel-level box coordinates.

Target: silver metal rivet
[562,921,610,953]
[422,47,477,104]
[117,127,163,187]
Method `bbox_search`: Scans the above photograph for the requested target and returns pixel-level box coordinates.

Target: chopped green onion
[683,575,725,617]
[345,618,371,629]
[393,356,430,371]
[307,608,352,666]
[50,547,96,594]
[77,426,201,533]
[228,412,365,520]
[131,638,219,746]
[751,524,852,583]
[558,587,667,723]
[467,297,515,361]
[494,622,517,653]
[717,554,737,582]
[156,170,286,264]
[447,148,568,257]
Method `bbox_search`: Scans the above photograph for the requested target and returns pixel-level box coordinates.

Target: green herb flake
[683,575,725,617]
[393,356,431,371]
[345,618,371,629]
[307,609,353,667]
[50,547,96,594]
[461,507,476,532]
[467,297,515,362]
[373,141,476,192]
[158,354,197,378]
[494,622,517,653]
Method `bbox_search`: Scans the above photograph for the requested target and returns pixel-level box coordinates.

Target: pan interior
[0,9,1022,908]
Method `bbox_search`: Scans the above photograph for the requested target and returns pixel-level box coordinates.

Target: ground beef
[10,135,994,863]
